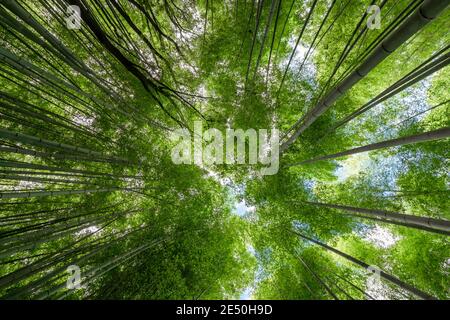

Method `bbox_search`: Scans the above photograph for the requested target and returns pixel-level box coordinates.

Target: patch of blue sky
[333,144,406,192]
[227,183,256,217]
[233,200,256,217]
[302,179,316,192]
[358,80,431,143]
[239,245,267,300]
[293,220,310,232]
[239,286,253,300]
[279,37,318,88]
[334,153,371,182]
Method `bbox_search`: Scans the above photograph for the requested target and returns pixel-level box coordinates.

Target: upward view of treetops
[0,0,449,301]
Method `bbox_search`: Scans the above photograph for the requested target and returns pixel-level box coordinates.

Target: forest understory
[0,0,449,300]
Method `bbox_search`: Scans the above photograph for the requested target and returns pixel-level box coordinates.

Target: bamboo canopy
[0,0,448,300]
[281,0,450,152]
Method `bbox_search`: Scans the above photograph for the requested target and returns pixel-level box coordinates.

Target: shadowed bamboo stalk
[0,128,130,162]
[303,201,450,234]
[286,127,450,166]
[0,187,140,199]
[297,255,339,300]
[291,230,437,300]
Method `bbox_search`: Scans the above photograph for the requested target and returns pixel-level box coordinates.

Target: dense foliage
[0,0,448,299]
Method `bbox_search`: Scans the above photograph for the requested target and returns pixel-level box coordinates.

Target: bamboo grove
[0,0,448,300]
